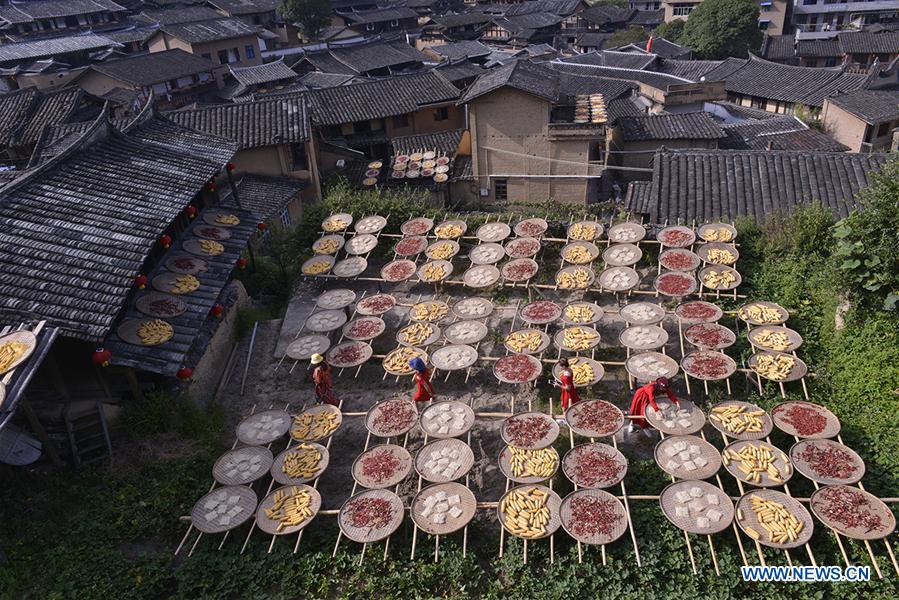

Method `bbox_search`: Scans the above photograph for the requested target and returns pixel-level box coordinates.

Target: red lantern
[158,234,172,248]
[183,205,197,219]
[257,222,266,232]
[211,303,224,318]
[226,162,236,172]
[134,274,147,289]
[206,180,216,192]
[92,346,111,367]
[237,257,248,270]
[176,367,193,381]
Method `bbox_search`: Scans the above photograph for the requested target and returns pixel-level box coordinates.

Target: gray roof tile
[166,97,309,148]
[827,89,899,123]
[89,49,214,86]
[616,112,725,141]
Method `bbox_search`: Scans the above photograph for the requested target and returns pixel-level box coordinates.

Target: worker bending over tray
[628,376,679,437]
[409,357,436,403]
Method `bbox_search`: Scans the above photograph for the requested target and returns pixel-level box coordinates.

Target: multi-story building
[792,0,899,35]
[661,0,789,36]
[0,0,127,40]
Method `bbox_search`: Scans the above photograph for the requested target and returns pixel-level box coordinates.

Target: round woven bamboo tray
[444,320,488,345]
[557,265,595,290]
[498,484,562,540]
[561,241,600,265]
[607,222,645,243]
[393,236,428,257]
[562,442,627,488]
[416,438,475,483]
[345,233,378,255]
[552,357,604,387]
[504,236,541,259]
[697,223,737,243]
[501,412,559,449]
[499,445,559,483]
[410,300,450,323]
[567,220,603,241]
[659,480,734,535]
[352,444,413,489]
[657,225,696,248]
[659,249,702,272]
[255,484,321,535]
[748,351,808,382]
[401,217,434,236]
[425,240,460,261]
[0,330,36,375]
[698,266,742,291]
[305,309,348,333]
[290,404,342,442]
[681,351,737,381]
[301,255,334,276]
[183,238,224,257]
[191,485,257,534]
[561,488,628,545]
[645,399,705,436]
[514,217,548,237]
[747,325,803,352]
[203,210,241,227]
[418,260,453,283]
[708,400,773,441]
[397,322,441,347]
[654,271,698,297]
[697,242,739,265]
[809,485,895,540]
[354,215,387,234]
[322,213,353,232]
[598,266,638,291]
[366,398,419,437]
[237,409,291,445]
[602,243,642,267]
[420,401,475,439]
[771,401,841,439]
[285,334,330,361]
[518,300,562,325]
[338,489,405,543]
[271,443,329,485]
[135,292,187,319]
[675,301,723,324]
[356,293,396,316]
[723,440,794,487]
[332,257,367,278]
[554,326,601,352]
[411,482,477,535]
[152,271,199,295]
[619,302,665,325]
[116,318,173,346]
[502,258,538,283]
[619,325,668,351]
[735,489,813,548]
[316,288,356,309]
[326,341,373,368]
[312,234,345,255]
[213,446,273,486]
[164,254,207,275]
[504,329,551,355]
[434,219,467,239]
[476,222,512,243]
[789,439,864,485]
[625,351,679,383]
[493,354,543,384]
[463,265,501,288]
[195,225,231,241]
[452,297,494,319]
[654,435,721,480]
[430,344,478,371]
[565,399,624,438]
[683,323,736,350]
[561,302,602,325]
[469,242,505,265]
[382,347,428,376]
[342,316,385,341]
[737,301,789,325]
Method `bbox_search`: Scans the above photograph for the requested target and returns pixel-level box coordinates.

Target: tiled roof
[340,6,419,24]
[207,0,280,15]
[0,34,119,64]
[430,12,493,28]
[838,30,899,55]
[0,0,124,23]
[139,5,222,24]
[391,128,464,157]
[461,59,559,103]
[719,115,847,151]
[580,5,634,25]
[296,71,362,88]
[552,59,692,90]
[759,34,795,61]
[230,58,298,86]
[166,97,309,148]
[628,9,664,26]
[219,174,305,220]
[157,17,260,43]
[711,100,785,121]
[801,71,869,107]
[492,12,564,33]
[827,89,899,124]
[299,38,427,75]
[616,112,725,141]
[89,49,214,86]
[625,181,652,215]
[503,0,583,17]
[656,59,723,81]
[434,58,484,83]
[428,40,492,60]
[606,96,644,122]
[104,27,158,44]
[591,50,658,70]
[631,149,889,223]
[0,89,39,147]
[0,87,83,149]
[573,32,614,49]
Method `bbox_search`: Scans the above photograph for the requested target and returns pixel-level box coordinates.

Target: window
[876,122,890,137]
[291,143,308,170]
[392,114,409,128]
[672,4,694,16]
[759,20,770,29]
[202,53,212,60]
[280,209,291,227]
[245,44,255,59]
[366,23,375,31]
[217,49,230,64]
[802,0,817,4]
[494,179,508,201]
[825,57,838,67]
[353,120,372,133]
[390,19,399,27]
[434,107,449,121]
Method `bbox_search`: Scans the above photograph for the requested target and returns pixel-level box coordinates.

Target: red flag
[646,34,654,53]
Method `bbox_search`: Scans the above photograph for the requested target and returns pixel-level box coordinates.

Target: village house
[336,6,421,36]
[791,0,899,34]
[821,89,899,152]
[760,29,899,69]
[292,37,429,77]
[0,33,120,91]
[207,0,299,47]
[480,12,565,47]
[717,114,849,151]
[0,0,127,41]
[424,12,494,43]
[221,58,301,99]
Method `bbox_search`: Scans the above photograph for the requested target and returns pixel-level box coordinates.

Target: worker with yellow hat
[310,354,338,406]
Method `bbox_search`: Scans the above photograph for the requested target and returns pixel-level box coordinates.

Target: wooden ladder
[64,400,112,467]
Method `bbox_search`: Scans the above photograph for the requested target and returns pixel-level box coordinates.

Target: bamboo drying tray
[255,484,321,536]
[352,444,413,489]
[271,442,330,485]
[190,485,257,534]
[659,480,734,535]
[654,435,721,480]
[565,400,625,438]
[735,489,813,549]
[560,488,628,545]
[411,482,477,535]
[338,489,405,543]
[562,442,627,488]
[415,438,475,483]
[236,409,291,445]
[213,446,273,486]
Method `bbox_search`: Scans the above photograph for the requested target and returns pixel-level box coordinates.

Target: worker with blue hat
[409,357,435,403]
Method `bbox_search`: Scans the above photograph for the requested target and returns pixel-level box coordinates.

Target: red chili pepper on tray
[815,487,884,532]
[569,495,620,537]
[345,497,394,528]
[360,450,401,483]
[776,403,827,436]
[505,415,551,447]
[572,446,624,487]
[799,444,858,480]
[372,401,417,433]
[572,402,620,435]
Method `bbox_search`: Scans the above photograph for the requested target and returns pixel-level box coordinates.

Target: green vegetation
[679,0,763,59]
[278,0,332,40]
[608,25,650,49]
[654,19,686,44]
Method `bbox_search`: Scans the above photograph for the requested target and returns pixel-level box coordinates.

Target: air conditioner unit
[479,188,489,197]
[336,159,346,168]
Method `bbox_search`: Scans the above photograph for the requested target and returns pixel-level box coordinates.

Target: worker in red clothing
[409,357,435,403]
[311,354,338,406]
[628,377,679,436]
[557,358,581,410]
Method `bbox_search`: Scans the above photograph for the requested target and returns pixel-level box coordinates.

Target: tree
[678,0,763,59]
[608,25,649,49]
[279,0,332,41]
[654,19,686,43]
